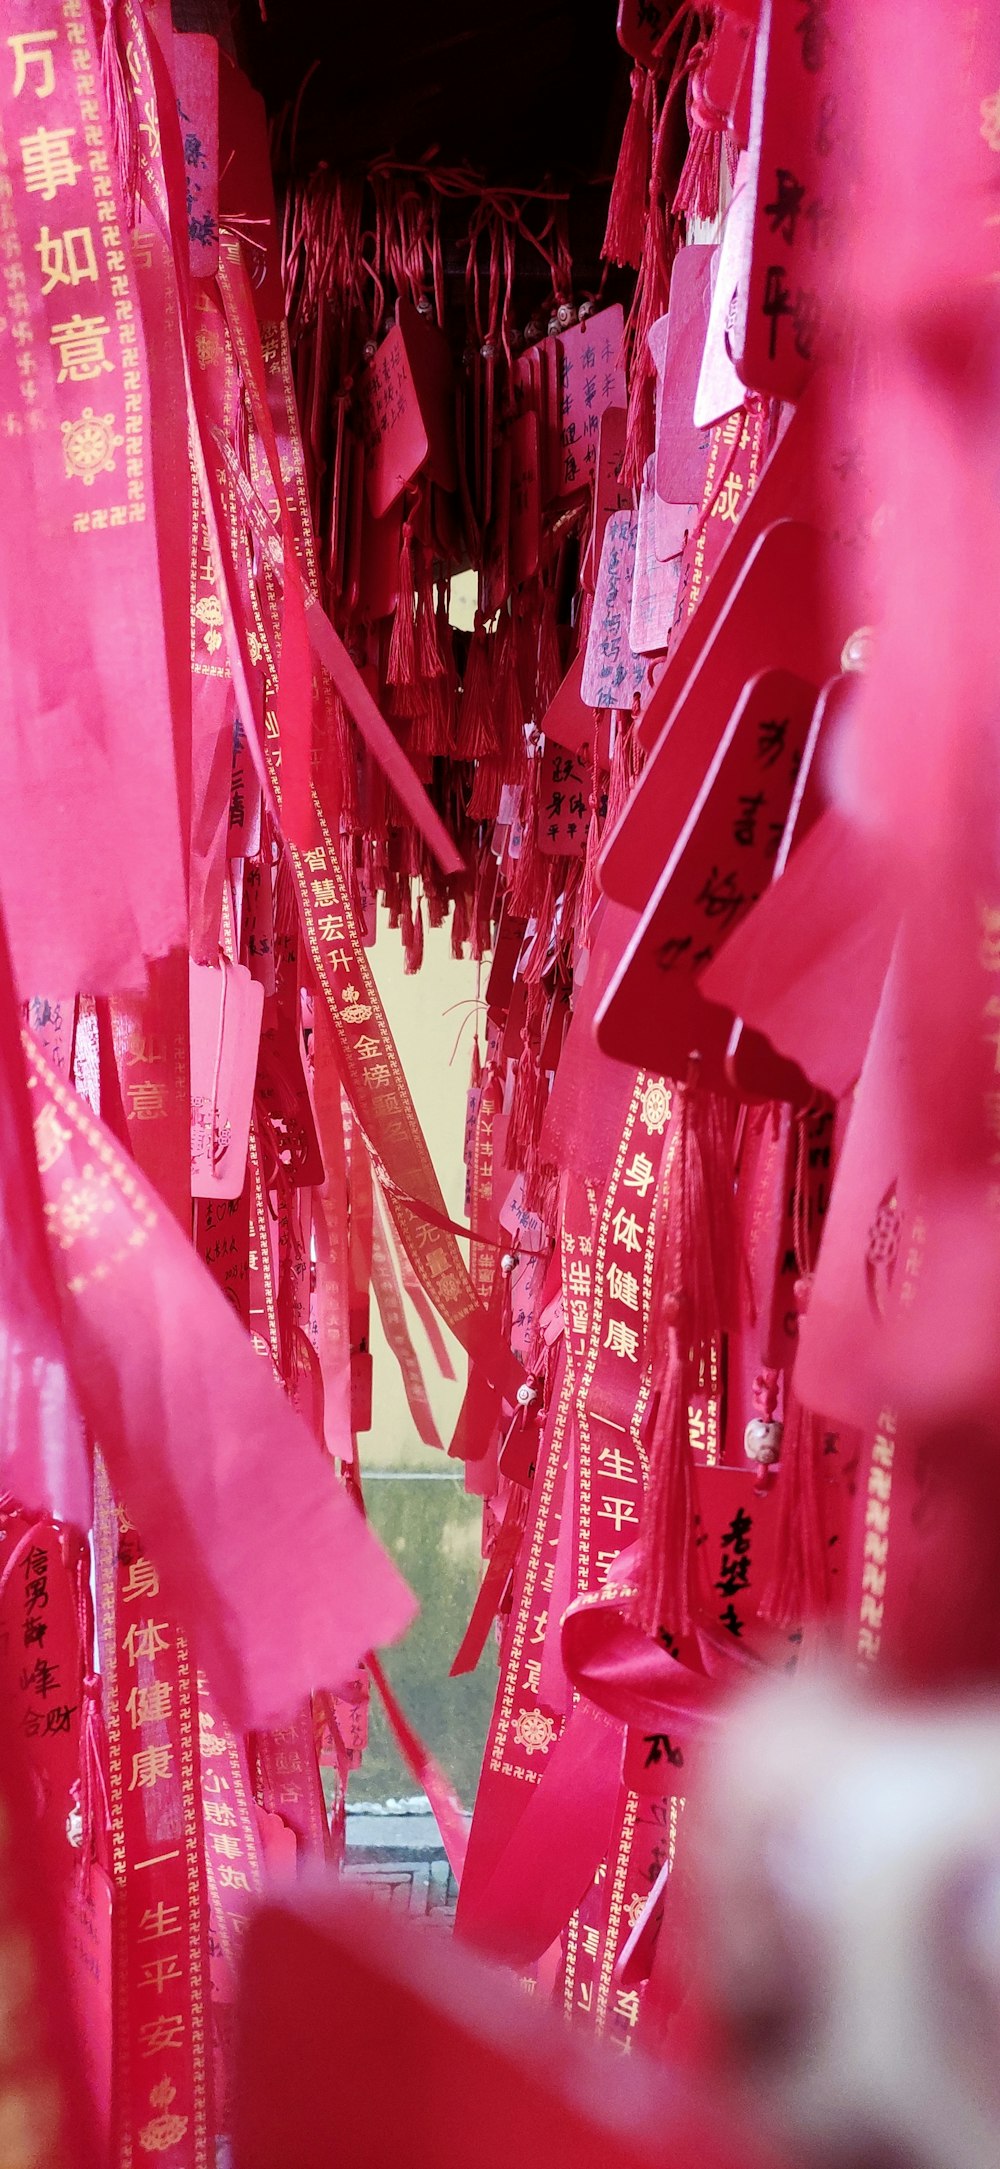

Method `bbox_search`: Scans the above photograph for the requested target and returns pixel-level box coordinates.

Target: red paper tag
[538,742,591,859]
[360,324,428,517]
[616,0,670,61]
[397,296,457,494]
[595,669,817,1080]
[189,959,264,1199]
[581,510,647,710]
[724,672,856,1101]
[483,427,512,616]
[356,483,401,621]
[700,804,896,1106]
[0,1522,83,1875]
[667,404,772,652]
[557,306,626,498]
[509,409,541,587]
[601,519,849,912]
[218,59,283,322]
[794,958,910,1434]
[636,370,873,758]
[735,0,843,402]
[539,649,596,757]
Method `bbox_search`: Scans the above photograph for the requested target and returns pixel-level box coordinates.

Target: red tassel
[635,1365,698,1641]
[416,560,445,685]
[505,990,549,1179]
[672,121,723,224]
[621,77,682,490]
[471,842,499,961]
[578,739,604,929]
[506,758,545,921]
[758,1393,832,1631]
[467,756,503,823]
[647,1073,736,1387]
[672,27,741,223]
[451,884,472,959]
[534,582,563,718]
[387,522,418,692]
[603,66,654,272]
[493,608,525,770]
[403,895,424,975]
[457,619,499,759]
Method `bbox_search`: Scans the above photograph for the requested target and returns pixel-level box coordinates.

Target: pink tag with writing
[360,325,428,517]
[582,404,628,592]
[581,511,647,710]
[174,31,219,275]
[557,306,626,498]
[630,464,682,655]
[189,959,264,1199]
[538,742,591,859]
[25,994,75,1076]
[499,1174,546,1257]
[228,715,262,859]
[655,498,697,562]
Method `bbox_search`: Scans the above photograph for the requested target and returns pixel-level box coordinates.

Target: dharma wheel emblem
[512,1708,556,1755]
[61,406,123,485]
[625,1891,648,1930]
[138,2079,188,2154]
[45,1163,114,1249]
[639,1078,671,1135]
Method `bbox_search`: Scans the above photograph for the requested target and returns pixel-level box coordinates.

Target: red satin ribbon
[366,1653,468,1883]
[449,1492,526,1677]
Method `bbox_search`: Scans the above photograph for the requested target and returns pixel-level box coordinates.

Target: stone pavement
[343,1798,460,1922]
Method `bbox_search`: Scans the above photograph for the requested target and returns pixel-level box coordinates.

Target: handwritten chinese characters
[557,304,626,496]
[359,321,427,518]
[740,0,844,400]
[581,510,648,711]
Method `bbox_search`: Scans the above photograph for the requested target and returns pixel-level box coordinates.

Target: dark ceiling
[235,0,631,211]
